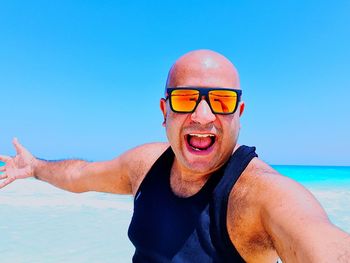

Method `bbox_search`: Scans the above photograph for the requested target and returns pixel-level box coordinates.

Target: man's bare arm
[260,171,350,262]
[0,138,169,195]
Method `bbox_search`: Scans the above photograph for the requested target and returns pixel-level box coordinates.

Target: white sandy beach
[1,174,349,262]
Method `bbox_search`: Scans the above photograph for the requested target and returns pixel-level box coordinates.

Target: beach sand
[0,173,349,262]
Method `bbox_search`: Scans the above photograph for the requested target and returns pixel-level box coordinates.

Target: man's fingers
[0,173,7,180]
[0,177,15,189]
[0,155,11,163]
[13,137,23,155]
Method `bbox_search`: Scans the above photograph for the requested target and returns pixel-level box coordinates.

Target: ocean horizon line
[1,161,350,168]
[272,164,350,168]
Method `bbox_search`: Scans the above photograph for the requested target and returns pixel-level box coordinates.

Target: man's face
[161,94,243,175]
[160,50,243,175]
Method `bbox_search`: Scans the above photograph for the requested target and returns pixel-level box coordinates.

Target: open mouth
[185,133,216,152]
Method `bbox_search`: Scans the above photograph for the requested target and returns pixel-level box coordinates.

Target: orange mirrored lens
[170,89,199,112]
[209,90,237,113]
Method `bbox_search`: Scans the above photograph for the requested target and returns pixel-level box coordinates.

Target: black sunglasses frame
[165,87,242,115]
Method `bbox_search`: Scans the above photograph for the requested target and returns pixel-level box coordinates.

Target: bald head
[166,50,240,89]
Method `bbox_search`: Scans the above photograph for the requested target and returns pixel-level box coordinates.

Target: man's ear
[239,101,245,117]
[160,98,167,127]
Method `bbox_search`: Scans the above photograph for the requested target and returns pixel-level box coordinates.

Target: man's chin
[182,146,219,173]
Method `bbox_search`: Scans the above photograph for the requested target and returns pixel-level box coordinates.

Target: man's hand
[0,138,37,188]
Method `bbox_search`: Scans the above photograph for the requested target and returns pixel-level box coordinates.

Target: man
[1,50,349,262]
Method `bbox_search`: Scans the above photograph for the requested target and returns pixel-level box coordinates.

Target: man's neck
[170,166,211,198]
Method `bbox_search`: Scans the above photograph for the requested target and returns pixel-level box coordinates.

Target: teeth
[189,133,215,138]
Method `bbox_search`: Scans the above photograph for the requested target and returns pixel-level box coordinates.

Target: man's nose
[191,99,216,124]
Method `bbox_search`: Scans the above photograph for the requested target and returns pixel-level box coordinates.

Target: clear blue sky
[1,0,349,165]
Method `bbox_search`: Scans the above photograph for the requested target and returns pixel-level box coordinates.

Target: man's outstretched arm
[260,172,350,263]
[0,138,168,195]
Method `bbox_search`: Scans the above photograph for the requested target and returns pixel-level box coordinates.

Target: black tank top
[128,145,258,262]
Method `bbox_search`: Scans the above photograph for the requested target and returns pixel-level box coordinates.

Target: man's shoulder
[235,157,305,206]
[126,142,170,159]
[244,157,279,178]
[242,157,306,197]
[121,142,170,195]
[239,157,290,191]
[228,157,283,210]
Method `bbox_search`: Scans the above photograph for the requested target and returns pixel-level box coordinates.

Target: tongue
[189,136,212,149]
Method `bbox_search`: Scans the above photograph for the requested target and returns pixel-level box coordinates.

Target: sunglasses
[165,87,242,115]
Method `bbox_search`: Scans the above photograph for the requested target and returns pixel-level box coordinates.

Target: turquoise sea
[1,162,349,263]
